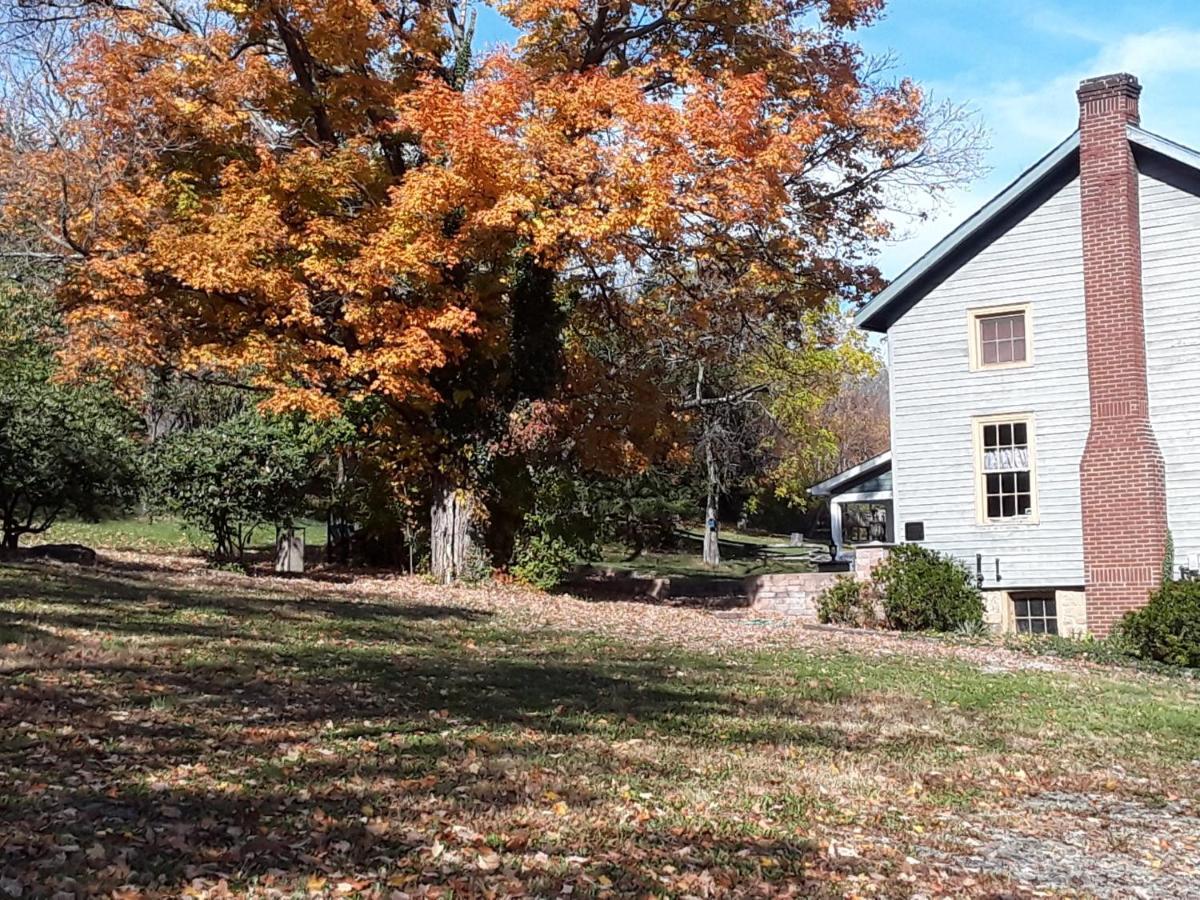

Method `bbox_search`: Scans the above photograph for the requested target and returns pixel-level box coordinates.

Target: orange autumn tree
[0,0,977,577]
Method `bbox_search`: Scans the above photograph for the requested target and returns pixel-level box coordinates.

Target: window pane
[1002,495,1016,517]
[1016,471,1031,492]
[1017,493,1032,515]
[1014,423,1028,446]
[987,496,1002,519]
[1002,472,1016,493]
[997,341,1013,363]
[999,424,1012,446]
[1017,619,1031,634]
[981,318,998,341]
[1011,315,1026,338]
[1031,619,1046,634]
[1046,599,1057,616]
[984,425,998,448]
[982,342,998,365]
[997,317,1013,340]
[1012,338,1027,362]
[986,473,1001,493]
[1047,619,1059,636]
[1014,599,1029,617]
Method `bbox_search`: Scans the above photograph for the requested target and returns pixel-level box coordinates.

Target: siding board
[1141,174,1200,573]
[887,177,1089,589]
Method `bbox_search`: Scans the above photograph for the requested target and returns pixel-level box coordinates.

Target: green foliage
[145,411,315,561]
[816,576,878,628]
[1120,580,1200,668]
[511,532,576,590]
[953,618,990,639]
[747,316,881,507]
[1163,529,1175,585]
[873,544,984,633]
[1000,631,1154,669]
[0,285,140,549]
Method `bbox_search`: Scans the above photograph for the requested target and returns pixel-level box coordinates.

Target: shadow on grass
[0,561,490,646]
[0,559,917,895]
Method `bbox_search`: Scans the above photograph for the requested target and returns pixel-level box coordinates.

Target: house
[820,72,1200,637]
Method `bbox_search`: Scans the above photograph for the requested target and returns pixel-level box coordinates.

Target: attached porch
[808,451,894,554]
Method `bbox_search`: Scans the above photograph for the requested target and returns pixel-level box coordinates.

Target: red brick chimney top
[1077,73,1142,125]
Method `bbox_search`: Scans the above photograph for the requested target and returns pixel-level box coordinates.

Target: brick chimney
[1077,73,1168,634]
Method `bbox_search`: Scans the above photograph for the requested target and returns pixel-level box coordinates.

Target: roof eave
[808,451,892,498]
[855,131,1082,334]
[1127,123,1200,169]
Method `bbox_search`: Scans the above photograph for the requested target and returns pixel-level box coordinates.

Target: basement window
[1013,595,1058,635]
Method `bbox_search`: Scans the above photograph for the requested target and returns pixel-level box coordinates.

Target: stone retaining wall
[744,572,840,618]
[572,544,897,620]
[745,543,895,619]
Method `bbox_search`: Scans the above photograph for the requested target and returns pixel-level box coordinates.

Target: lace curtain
[983,447,1030,472]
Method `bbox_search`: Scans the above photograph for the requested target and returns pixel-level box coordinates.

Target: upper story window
[973,415,1039,524]
[968,305,1032,371]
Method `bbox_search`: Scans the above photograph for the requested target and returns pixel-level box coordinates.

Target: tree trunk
[696,361,721,568]
[2,529,18,551]
[431,481,479,584]
[703,439,720,568]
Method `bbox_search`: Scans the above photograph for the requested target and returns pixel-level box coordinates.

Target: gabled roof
[856,132,1080,333]
[808,451,891,498]
[1128,124,1200,169]
[856,124,1200,334]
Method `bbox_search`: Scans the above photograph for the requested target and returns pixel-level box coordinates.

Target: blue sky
[474,1,1200,279]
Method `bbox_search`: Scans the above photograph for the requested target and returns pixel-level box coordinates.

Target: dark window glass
[1014,595,1058,635]
[982,419,1033,520]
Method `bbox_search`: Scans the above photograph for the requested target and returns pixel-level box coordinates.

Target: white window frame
[967,303,1033,372]
[971,413,1040,526]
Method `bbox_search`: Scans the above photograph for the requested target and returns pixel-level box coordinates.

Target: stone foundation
[983,588,1088,636]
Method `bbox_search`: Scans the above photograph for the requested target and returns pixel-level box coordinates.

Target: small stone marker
[275,528,305,575]
[789,532,803,547]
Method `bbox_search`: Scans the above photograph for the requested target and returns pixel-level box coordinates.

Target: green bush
[1120,580,1200,668]
[145,411,314,562]
[0,284,141,549]
[873,544,984,632]
[511,532,576,590]
[816,576,878,628]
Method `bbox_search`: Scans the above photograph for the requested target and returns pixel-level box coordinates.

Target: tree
[818,367,891,477]
[0,0,982,576]
[144,410,316,562]
[0,285,140,549]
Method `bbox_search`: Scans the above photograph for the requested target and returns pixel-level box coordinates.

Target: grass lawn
[2,554,1199,897]
[26,516,329,556]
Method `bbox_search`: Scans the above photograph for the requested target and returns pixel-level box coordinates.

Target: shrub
[816,576,878,628]
[1120,580,1200,668]
[511,532,576,590]
[145,411,314,561]
[873,544,984,632]
[0,285,141,549]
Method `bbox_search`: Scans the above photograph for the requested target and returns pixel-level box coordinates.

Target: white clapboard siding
[1141,174,1200,574]
[888,177,1089,589]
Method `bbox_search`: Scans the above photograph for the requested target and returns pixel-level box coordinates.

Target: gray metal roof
[809,451,892,498]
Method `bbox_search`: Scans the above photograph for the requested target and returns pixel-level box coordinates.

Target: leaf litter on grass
[1,551,1198,898]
